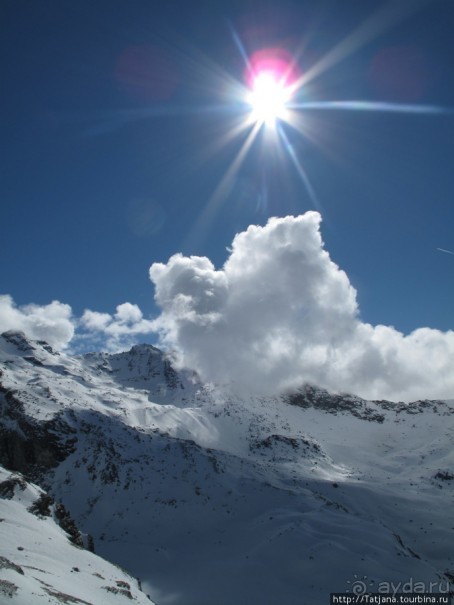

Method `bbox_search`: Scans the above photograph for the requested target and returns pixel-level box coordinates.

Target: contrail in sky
[437,248,454,256]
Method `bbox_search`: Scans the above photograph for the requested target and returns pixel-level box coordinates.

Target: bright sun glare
[247,71,292,127]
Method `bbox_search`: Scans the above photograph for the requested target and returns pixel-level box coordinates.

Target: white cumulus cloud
[149,212,454,402]
[0,294,75,349]
[79,302,154,352]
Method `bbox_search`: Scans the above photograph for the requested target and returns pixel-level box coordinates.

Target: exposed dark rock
[393,532,421,559]
[374,398,453,416]
[250,434,323,465]
[28,492,53,517]
[1,331,34,353]
[0,556,24,575]
[103,584,134,599]
[35,340,58,355]
[435,471,454,481]
[256,434,299,450]
[87,534,95,553]
[163,359,180,389]
[0,579,19,598]
[54,502,84,548]
[43,587,92,604]
[23,355,44,367]
[285,385,385,422]
[0,475,27,499]
[0,385,77,479]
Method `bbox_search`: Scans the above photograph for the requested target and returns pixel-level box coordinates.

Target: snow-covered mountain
[0,330,453,604]
[0,466,155,604]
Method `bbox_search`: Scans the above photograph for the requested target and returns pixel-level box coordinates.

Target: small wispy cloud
[437,247,454,256]
[0,296,154,354]
[77,303,155,352]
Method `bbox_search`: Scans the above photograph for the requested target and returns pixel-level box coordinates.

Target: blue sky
[1,0,454,360]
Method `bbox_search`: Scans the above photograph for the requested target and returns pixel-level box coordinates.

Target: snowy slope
[0,330,453,605]
[0,466,155,604]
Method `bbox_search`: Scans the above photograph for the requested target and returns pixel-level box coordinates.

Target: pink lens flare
[245,48,300,93]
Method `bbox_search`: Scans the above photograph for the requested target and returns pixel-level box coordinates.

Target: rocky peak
[284,383,385,422]
[1,330,35,353]
[83,342,183,391]
[0,331,58,359]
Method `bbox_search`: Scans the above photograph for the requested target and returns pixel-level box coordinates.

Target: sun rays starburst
[112,8,448,251]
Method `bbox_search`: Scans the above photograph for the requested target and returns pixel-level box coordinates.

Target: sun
[247,71,292,127]
[244,48,297,128]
